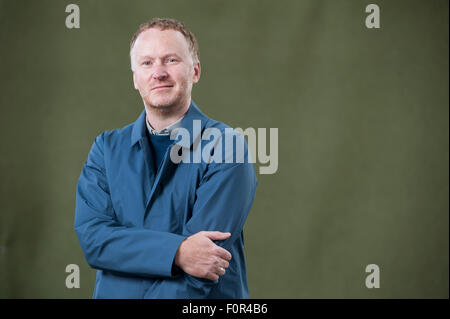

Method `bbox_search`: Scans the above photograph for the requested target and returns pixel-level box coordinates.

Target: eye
[167,58,177,63]
[143,61,152,66]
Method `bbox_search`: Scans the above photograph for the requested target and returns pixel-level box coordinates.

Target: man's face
[132,28,200,112]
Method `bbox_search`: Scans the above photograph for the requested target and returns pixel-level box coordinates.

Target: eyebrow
[137,53,182,61]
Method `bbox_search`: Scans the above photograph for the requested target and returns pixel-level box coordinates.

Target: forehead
[133,28,190,57]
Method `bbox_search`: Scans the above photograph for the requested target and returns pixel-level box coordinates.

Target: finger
[219,259,229,269]
[217,267,226,276]
[203,231,231,241]
[206,272,219,281]
[214,246,232,261]
[213,266,225,277]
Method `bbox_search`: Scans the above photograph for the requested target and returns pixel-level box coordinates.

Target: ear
[132,71,138,90]
[192,61,201,84]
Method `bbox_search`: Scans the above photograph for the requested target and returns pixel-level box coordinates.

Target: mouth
[151,85,173,91]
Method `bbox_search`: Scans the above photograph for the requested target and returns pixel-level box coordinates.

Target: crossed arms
[74,133,257,297]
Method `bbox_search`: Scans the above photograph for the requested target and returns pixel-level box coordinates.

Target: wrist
[174,238,186,267]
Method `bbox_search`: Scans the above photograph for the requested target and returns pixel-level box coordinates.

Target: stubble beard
[143,84,190,115]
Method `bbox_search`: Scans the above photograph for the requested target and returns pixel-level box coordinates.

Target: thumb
[203,231,231,241]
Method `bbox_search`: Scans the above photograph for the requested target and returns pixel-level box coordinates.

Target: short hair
[130,17,200,71]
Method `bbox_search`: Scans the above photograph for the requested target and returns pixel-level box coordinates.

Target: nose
[152,64,168,81]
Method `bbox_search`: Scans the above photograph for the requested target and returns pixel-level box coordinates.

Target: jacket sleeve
[74,133,187,278]
[148,136,258,298]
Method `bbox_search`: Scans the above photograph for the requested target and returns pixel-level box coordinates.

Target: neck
[145,98,190,131]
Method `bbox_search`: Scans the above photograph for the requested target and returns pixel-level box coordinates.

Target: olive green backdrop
[0,0,448,298]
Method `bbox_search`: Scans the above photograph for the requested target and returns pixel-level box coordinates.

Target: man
[74,18,257,298]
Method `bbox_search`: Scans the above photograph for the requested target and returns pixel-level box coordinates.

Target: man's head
[130,18,201,113]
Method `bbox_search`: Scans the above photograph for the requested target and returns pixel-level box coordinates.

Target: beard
[141,83,191,114]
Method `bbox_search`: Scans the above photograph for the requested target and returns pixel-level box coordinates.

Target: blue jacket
[74,101,258,298]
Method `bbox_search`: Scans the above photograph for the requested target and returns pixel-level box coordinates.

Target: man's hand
[174,231,232,281]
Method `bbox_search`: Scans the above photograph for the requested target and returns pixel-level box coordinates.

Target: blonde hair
[130,17,200,71]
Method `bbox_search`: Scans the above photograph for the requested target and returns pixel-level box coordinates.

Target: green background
[0,0,448,298]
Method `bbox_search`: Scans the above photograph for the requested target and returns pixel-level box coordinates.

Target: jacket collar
[130,100,208,148]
